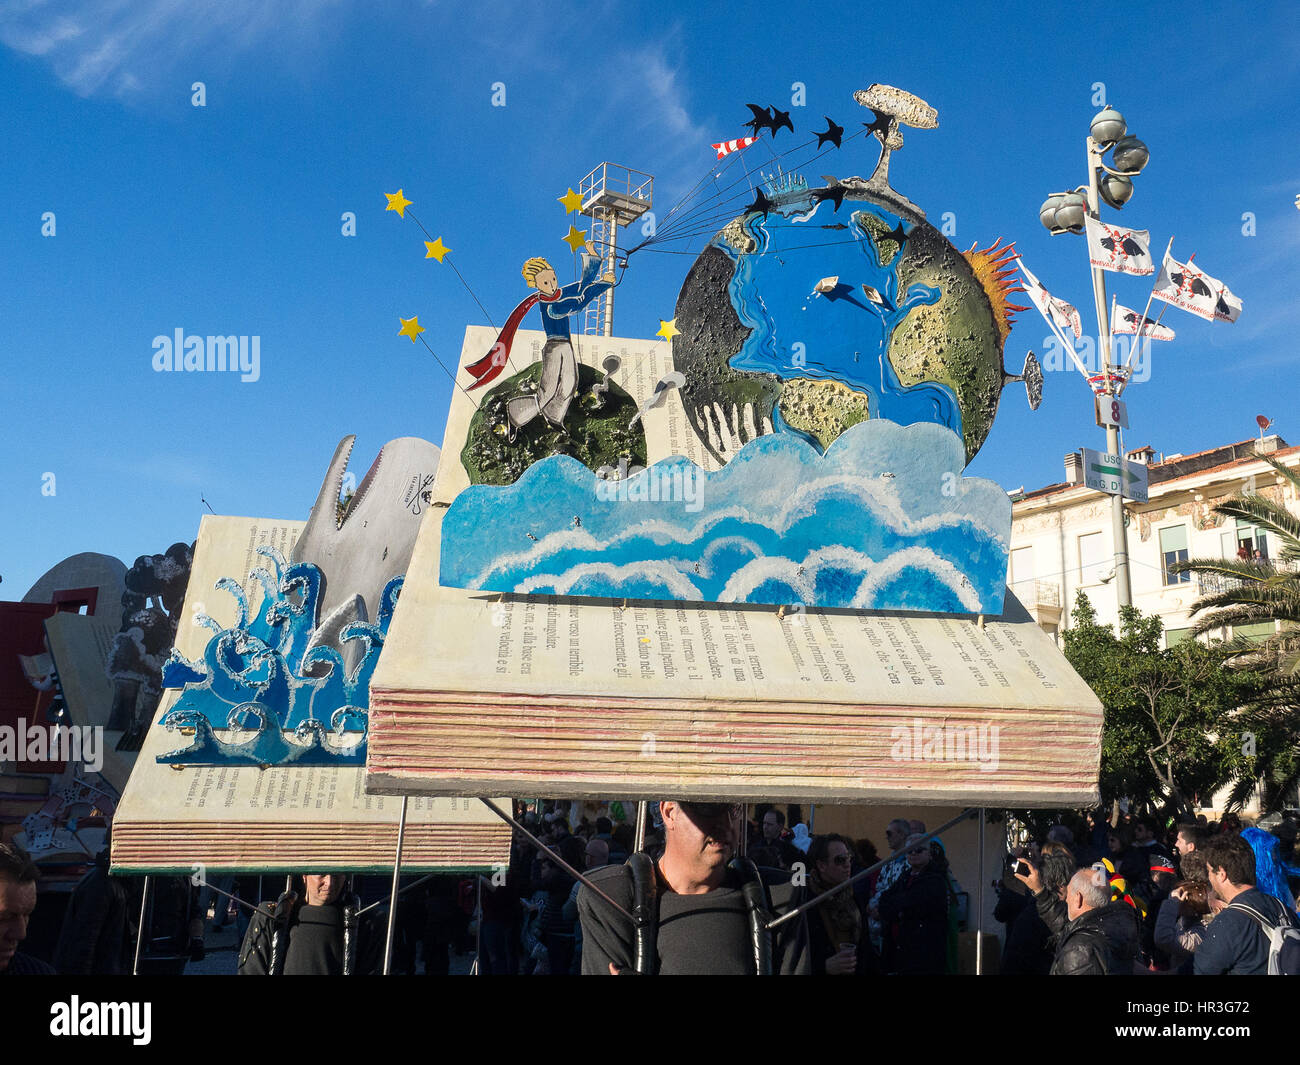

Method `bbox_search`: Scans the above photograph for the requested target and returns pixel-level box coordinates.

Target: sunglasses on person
[679,801,743,819]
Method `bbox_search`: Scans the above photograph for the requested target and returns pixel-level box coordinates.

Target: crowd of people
[995,810,1300,975]
[2,802,1297,976]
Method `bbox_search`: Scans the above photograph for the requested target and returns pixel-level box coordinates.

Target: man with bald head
[1048,866,1141,975]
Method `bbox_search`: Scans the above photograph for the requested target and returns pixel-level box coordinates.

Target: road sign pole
[1106,424,1132,608]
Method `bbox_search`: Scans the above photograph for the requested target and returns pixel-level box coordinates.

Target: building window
[1165,627,1193,648]
[1159,525,1190,585]
[1233,621,1276,643]
[1222,520,1270,563]
[1078,531,1106,585]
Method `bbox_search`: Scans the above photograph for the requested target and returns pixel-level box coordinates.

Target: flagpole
[1016,256,1093,381]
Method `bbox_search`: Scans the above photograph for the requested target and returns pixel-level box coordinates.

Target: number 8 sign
[1095,395,1129,429]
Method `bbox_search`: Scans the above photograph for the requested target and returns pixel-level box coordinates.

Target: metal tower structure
[577,163,654,337]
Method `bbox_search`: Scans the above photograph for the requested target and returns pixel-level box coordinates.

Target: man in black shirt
[238,873,380,975]
[578,800,791,975]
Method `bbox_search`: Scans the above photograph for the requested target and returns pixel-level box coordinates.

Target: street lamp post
[1085,134,1132,609]
[1039,108,1150,611]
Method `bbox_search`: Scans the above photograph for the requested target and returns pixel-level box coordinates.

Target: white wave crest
[515,561,703,600]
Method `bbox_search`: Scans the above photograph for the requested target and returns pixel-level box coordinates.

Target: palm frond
[1260,452,1300,496]
[1170,556,1273,582]
[1188,605,1287,637]
[1213,497,1300,549]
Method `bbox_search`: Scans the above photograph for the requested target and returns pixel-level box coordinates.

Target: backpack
[1226,898,1300,975]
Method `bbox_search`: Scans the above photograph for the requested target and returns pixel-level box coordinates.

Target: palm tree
[1173,454,1300,811]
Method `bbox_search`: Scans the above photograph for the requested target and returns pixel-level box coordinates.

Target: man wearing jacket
[1048,867,1141,975]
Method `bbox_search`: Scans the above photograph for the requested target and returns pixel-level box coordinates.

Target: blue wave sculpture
[157,546,400,766]
[439,419,1009,615]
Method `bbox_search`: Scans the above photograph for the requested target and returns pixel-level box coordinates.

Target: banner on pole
[1084,217,1155,276]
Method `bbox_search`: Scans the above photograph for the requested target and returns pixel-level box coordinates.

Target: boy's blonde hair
[522,257,553,287]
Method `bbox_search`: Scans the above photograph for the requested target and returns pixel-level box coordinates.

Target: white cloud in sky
[0,0,341,98]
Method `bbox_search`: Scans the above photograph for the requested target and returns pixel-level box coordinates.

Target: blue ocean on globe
[157,547,399,767]
[719,183,963,439]
[440,419,1010,615]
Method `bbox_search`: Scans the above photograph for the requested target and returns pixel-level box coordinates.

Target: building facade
[1009,434,1298,646]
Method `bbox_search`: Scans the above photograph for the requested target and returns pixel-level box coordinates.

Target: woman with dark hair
[1154,850,1212,974]
[778,834,880,975]
[875,833,949,975]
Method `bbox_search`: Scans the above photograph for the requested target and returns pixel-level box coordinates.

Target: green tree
[1062,592,1278,818]
[1169,454,1300,808]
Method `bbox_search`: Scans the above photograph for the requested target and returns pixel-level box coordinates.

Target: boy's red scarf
[464,289,563,391]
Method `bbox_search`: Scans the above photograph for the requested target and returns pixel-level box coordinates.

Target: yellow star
[562,224,588,253]
[558,187,583,213]
[398,315,425,343]
[385,189,412,218]
[656,318,680,341]
[424,237,450,262]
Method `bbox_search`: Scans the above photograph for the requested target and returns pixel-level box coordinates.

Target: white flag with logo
[1213,283,1242,323]
[1112,303,1175,341]
[1084,216,1154,275]
[1152,247,1240,323]
[1017,258,1082,338]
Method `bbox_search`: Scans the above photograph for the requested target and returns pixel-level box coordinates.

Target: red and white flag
[1112,303,1175,341]
[1152,245,1242,323]
[1017,258,1083,338]
[711,136,757,159]
[1084,216,1154,276]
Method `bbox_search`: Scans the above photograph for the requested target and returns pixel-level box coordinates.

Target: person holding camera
[1004,845,1077,974]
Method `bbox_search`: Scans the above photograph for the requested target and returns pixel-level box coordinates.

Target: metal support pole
[474,876,483,976]
[633,800,648,854]
[976,808,985,975]
[1086,135,1132,609]
[383,795,408,975]
[767,809,977,931]
[478,798,633,920]
[602,207,617,337]
[132,875,152,976]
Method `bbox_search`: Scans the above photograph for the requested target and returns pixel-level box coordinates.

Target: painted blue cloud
[440,420,1010,614]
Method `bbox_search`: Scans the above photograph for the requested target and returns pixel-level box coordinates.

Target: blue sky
[2,0,1297,599]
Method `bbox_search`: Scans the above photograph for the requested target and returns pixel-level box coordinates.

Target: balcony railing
[1011,580,1060,609]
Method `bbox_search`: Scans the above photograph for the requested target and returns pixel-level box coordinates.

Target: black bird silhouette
[815,115,843,148]
[811,178,846,210]
[769,107,794,136]
[748,186,774,219]
[883,222,908,247]
[1100,234,1145,257]
[862,108,892,140]
[743,103,776,136]
[1170,271,1213,297]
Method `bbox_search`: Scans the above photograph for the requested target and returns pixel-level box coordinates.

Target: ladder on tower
[583,207,614,337]
[575,162,654,338]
